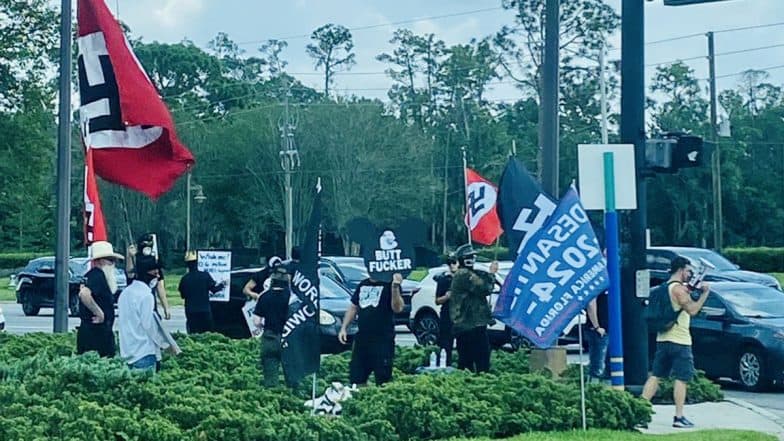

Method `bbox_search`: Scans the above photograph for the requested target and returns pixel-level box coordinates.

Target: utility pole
[541,0,560,197]
[54,0,72,333]
[707,32,723,251]
[442,133,449,255]
[599,42,609,145]
[186,172,192,251]
[279,78,299,260]
[620,0,648,388]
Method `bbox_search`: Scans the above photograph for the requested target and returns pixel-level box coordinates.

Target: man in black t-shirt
[178,251,225,334]
[338,273,404,386]
[243,256,283,300]
[435,255,459,366]
[586,290,609,381]
[252,264,291,387]
[77,241,123,357]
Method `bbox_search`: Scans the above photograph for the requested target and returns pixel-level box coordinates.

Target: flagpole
[578,319,587,431]
[312,177,322,416]
[461,146,472,246]
[54,0,72,333]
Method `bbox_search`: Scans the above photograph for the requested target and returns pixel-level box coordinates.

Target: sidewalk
[642,400,784,440]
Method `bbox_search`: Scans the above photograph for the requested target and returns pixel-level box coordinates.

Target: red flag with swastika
[77,0,194,199]
[465,168,503,245]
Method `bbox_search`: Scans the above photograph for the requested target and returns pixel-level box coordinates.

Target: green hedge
[0,333,652,441]
[723,247,784,273]
[0,252,50,270]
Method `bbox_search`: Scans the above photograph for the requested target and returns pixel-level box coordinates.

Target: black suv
[14,257,127,317]
[15,257,84,317]
[646,247,781,291]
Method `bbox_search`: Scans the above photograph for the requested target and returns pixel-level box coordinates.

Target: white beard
[101,263,118,294]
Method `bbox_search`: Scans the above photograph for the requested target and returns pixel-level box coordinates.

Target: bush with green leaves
[0,332,652,441]
[724,247,784,273]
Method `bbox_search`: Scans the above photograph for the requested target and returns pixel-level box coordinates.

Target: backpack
[644,281,682,334]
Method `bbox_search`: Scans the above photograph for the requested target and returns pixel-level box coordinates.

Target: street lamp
[186,172,206,251]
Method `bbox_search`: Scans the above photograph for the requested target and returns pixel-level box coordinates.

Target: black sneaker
[673,416,695,428]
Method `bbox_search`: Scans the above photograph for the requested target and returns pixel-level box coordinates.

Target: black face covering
[136,270,157,285]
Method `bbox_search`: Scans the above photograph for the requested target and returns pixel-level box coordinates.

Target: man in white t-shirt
[118,254,164,371]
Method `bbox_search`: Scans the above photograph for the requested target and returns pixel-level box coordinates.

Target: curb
[724,398,784,430]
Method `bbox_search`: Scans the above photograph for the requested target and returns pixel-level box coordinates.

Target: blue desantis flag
[494,187,608,348]
[496,157,557,258]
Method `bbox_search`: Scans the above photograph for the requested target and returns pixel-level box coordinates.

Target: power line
[646,42,784,69]
[608,20,784,52]
[715,64,784,80]
[234,6,504,46]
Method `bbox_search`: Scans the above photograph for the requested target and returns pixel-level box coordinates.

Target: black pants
[438,316,455,366]
[260,332,283,387]
[349,337,395,386]
[186,311,215,334]
[455,326,490,373]
[76,322,115,358]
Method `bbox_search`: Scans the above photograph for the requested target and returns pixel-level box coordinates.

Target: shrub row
[0,252,50,271]
[724,247,784,273]
[0,333,654,441]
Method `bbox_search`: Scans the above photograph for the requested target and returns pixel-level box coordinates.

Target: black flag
[496,157,557,257]
[281,183,322,386]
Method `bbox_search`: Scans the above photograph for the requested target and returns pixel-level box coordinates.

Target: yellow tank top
[656,282,691,346]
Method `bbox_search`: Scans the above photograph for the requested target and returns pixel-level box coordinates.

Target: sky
[105,0,784,110]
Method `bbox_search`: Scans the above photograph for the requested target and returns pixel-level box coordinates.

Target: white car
[0,305,5,332]
[409,261,585,350]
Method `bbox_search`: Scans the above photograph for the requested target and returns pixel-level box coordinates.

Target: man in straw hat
[178,251,225,334]
[77,240,124,357]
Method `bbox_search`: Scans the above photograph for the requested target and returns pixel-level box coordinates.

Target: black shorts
[76,323,116,358]
[349,337,395,386]
[652,341,695,382]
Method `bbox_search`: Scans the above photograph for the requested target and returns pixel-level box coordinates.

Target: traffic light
[644,133,706,172]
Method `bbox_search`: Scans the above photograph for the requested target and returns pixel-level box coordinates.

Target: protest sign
[197,251,231,302]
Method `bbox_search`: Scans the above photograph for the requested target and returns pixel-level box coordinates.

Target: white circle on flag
[466,182,498,229]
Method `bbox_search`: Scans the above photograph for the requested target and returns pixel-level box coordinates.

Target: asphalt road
[2,302,779,419]
[0,302,419,345]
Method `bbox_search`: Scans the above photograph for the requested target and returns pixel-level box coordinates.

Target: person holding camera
[642,256,710,428]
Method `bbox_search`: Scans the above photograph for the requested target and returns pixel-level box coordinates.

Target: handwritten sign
[197,250,231,302]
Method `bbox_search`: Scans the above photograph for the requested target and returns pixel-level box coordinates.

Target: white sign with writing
[197,250,231,302]
[242,300,262,338]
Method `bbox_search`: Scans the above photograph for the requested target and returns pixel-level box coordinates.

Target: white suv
[409,261,584,350]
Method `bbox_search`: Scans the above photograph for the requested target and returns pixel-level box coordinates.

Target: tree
[493,0,620,172]
[259,39,289,78]
[0,0,58,111]
[306,24,356,96]
[646,62,712,246]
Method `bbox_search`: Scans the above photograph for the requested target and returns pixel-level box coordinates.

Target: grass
[0,284,14,302]
[456,430,775,441]
[409,267,428,282]
[0,272,187,306]
[773,273,784,288]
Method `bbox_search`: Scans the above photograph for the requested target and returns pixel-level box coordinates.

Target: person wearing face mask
[178,251,225,334]
[449,244,498,373]
[126,234,172,320]
[252,263,292,387]
[77,241,123,357]
[118,254,166,372]
[435,254,459,366]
